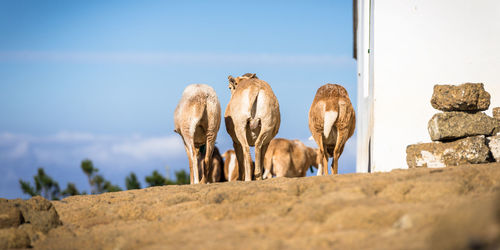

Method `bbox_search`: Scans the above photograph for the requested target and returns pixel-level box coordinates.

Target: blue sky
[0,0,357,199]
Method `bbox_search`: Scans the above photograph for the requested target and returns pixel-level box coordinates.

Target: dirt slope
[33,163,500,250]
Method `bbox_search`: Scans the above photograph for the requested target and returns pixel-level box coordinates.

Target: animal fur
[263,138,320,179]
[174,84,221,184]
[308,84,355,175]
[225,73,280,181]
[221,149,241,182]
[198,146,225,183]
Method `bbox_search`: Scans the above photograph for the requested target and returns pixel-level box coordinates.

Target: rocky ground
[4,163,500,249]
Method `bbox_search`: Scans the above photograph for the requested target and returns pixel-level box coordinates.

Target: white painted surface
[357,0,500,172]
[356,0,374,173]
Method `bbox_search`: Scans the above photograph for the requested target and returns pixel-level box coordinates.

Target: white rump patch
[323,111,338,138]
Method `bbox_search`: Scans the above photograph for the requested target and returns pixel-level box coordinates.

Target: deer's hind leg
[254,132,272,181]
[331,127,349,175]
[312,133,328,176]
[199,130,216,184]
[184,138,200,184]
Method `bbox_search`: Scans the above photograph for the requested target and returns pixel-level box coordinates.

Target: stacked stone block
[489,107,500,162]
[407,83,500,168]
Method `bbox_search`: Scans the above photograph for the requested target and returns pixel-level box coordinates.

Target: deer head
[228,75,237,95]
[227,73,259,95]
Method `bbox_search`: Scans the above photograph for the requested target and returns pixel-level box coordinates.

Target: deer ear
[228,75,236,88]
[242,73,258,79]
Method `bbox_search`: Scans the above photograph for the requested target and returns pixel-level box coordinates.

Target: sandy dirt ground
[31,163,500,249]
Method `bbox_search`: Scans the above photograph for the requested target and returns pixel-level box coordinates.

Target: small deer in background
[221,149,241,182]
[198,146,225,183]
[222,149,255,182]
[308,84,355,175]
[174,84,221,184]
[263,138,320,179]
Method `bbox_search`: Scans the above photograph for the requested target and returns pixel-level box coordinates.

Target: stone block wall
[407,83,500,168]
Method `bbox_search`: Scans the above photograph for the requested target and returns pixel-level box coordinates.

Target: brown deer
[221,149,241,182]
[224,73,281,181]
[198,146,225,183]
[174,84,221,184]
[221,149,255,182]
[263,138,320,179]
[308,84,355,175]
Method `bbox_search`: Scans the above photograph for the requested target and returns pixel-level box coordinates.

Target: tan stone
[0,228,31,249]
[406,136,490,168]
[0,199,22,229]
[431,83,490,111]
[428,112,497,141]
[493,107,500,120]
[17,196,62,233]
[488,135,500,162]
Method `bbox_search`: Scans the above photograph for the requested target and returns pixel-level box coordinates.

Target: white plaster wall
[370,0,500,172]
[356,0,374,173]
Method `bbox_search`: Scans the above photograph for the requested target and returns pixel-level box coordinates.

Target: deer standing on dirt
[221,149,241,182]
[225,73,281,181]
[198,146,225,183]
[222,149,255,182]
[308,84,355,175]
[263,138,320,179]
[174,84,221,184]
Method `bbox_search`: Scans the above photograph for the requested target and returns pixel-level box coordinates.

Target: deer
[221,149,256,182]
[224,73,281,181]
[198,146,225,183]
[262,138,320,179]
[221,149,241,182]
[308,84,355,175]
[174,84,221,184]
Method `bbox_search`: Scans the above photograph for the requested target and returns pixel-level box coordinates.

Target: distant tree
[91,174,105,194]
[89,174,122,193]
[19,168,60,200]
[174,170,190,185]
[81,159,98,180]
[35,168,60,200]
[80,159,121,194]
[62,183,81,197]
[144,169,190,186]
[19,180,38,197]
[125,172,141,190]
[19,160,122,200]
[81,159,98,194]
[103,181,122,192]
[145,170,166,187]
